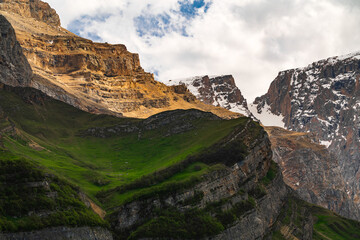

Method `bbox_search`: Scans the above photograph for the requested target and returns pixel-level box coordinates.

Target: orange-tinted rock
[0,0,238,119]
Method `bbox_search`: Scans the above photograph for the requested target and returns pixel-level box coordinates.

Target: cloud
[45,0,360,101]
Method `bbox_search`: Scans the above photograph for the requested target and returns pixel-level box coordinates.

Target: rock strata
[0,0,238,119]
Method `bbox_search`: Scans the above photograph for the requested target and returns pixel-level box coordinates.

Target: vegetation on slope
[271,196,360,240]
[0,86,250,210]
[0,149,106,232]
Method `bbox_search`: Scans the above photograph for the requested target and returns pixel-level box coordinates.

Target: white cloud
[45,0,360,101]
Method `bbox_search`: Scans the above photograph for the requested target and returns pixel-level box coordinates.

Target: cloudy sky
[46,0,360,101]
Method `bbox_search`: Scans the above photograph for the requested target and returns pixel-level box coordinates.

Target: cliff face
[0,15,32,87]
[166,75,252,116]
[253,53,360,220]
[265,127,359,220]
[0,0,60,26]
[0,0,238,119]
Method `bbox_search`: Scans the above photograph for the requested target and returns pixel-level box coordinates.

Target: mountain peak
[0,0,60,27]
[166,75,252,116]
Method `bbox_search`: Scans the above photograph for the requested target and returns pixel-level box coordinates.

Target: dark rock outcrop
[0,15,32,87]
[0,227,113,240]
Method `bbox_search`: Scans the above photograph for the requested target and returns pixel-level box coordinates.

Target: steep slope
[0,149,111,239]
[265,127,357,221]
[253,52,360,220]
[1,83,360,239]
[0,14,32,87]
[0,0,238,119]
[0,83,284,239]
[166,75,252,116]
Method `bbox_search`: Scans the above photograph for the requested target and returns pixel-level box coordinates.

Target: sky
[46,0,360,101]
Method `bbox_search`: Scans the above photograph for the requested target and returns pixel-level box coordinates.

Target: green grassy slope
[0,86,248,209]
[271,196,360,240]
[0,149,106,232]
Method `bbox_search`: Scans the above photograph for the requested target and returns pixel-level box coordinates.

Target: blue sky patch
[179,0,211,19]
[134,0,212,38]
[68,14,112,41]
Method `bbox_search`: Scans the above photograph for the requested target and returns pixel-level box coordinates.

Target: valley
[0,0,359,239]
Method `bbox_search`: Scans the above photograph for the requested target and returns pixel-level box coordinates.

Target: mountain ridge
[0,0,239,119]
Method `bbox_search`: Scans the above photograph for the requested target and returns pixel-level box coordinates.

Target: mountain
[166,75,252,116]
[2,84,359,240]
[253,52,360,220]
[0,0,238,119]
[1,1,360,239]
[265,127,357,220]
[172,56,360,222]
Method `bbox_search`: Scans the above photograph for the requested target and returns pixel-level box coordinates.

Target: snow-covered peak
[166,75,252,117]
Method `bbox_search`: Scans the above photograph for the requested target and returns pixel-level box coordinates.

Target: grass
[272,196,360,240]
[0,149,106,232]
[312,206,360,240]
[0,87,248,209]
[128,208,224,240]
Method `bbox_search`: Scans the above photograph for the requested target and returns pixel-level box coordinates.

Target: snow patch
[248,103,285,128]
[320,140,332,148]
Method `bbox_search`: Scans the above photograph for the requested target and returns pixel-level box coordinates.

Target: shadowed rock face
[265,127,359,220]
[0,0,239,119]
[0,15,32,87]
[254,53,360,220]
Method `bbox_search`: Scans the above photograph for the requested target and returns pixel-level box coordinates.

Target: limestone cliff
[0,0,238,119]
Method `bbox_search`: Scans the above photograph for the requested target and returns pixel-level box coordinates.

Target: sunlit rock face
[0,0,238,119]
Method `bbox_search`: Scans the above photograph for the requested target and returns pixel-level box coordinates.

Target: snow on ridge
[165,75,253,117]
[279,51,360,76]
[248,103,285,128]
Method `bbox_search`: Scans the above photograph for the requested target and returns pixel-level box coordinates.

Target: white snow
[248,103,285,128]
[320,140,332,148]
[165,75,253,117]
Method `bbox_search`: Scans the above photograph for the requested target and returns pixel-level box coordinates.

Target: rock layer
[0,1,238,119]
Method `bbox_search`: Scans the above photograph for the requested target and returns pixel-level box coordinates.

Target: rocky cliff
[265,127,358,221]
[166,75,252,116]
[0,0,238,119]
[0,15,32,87]
[253,52,360,220]
[0,227,113,240]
